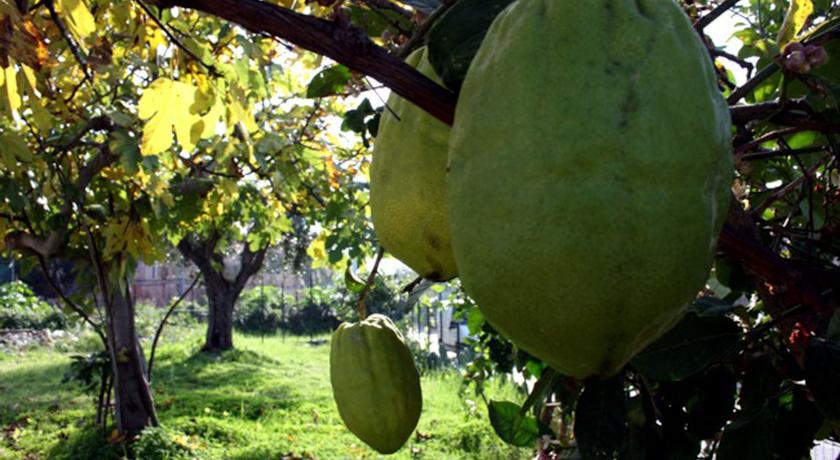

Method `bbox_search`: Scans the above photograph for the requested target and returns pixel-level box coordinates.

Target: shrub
[0,281,66,330]
[131,425,201,460]
[234,285,289,334]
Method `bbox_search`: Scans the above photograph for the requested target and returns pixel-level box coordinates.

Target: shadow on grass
[0,359,90,424]
[45,424,122,460]
[151,347,299,421]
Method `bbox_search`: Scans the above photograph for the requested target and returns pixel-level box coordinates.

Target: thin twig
[35,254,106,344]
[695,0,740,31]
[751,155,831,215]
[147,276,200,380]
[728,64,781,105]
[44,0,92,81]
[735,127,806,154]
[359,0,412,20]
[397,2,454,59]
[134,0,221,76]
[740,145,827,161]
[356,247,384,320]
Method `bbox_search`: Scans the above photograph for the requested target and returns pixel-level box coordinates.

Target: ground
[0,328,529,459]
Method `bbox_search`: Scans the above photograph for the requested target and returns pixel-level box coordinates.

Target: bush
[131,425,201,460]
[282,285,341,335]
[234,285,289,334]
[233,278,406,336]
[0,281,66,330]
[134,301,201,339]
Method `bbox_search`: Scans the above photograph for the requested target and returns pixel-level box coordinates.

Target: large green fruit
[330,314,422,454]
[447,0,733,378]
[371,47,457,281]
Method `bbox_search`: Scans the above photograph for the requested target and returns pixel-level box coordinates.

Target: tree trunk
[105,278,158,435]
[204,281,237,352]
[177,233,268,353]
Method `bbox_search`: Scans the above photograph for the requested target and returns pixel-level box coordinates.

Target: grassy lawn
[0,329,529,459]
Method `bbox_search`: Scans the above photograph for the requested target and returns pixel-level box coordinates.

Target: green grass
[0,329,529,459]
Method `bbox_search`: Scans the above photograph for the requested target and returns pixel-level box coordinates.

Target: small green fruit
[370,47,457,281]
[330,314,422,454]
[447,0,733,378]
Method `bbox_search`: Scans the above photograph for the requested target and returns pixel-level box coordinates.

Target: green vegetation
[0,282,66,330]
[0,328,528,460]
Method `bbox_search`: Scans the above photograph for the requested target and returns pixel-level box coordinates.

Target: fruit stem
[356,246,385,320]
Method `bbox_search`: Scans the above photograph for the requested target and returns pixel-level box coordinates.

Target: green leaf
[717,406,776,460]
[110,130,141,176]
[827,309,840,341]
[347,6,412,38]
[307,65,352,98]
[487,400,539,447]
[574,375,626,460]
[466,306,485,335]
[0,132,32,168]
[805,338,840,422]
[343,264,366,294]
[426,0,515,90]
[631,312,741,382]
[366,112,381,138]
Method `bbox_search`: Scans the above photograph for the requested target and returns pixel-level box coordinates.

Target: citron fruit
[447,0,733,378]
[371,47,457,281]
[330,314,422,454]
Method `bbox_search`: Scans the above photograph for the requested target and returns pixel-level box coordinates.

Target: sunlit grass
[1,329,529,459]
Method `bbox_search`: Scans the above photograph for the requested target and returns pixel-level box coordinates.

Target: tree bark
[204,280,236,351]
[177,232,268,352]
[104,274,158,435]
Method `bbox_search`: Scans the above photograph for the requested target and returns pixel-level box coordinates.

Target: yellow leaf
[307,232,329,269]
[56,0,95,45]
[226,85,257,133]
[777,0,814,46]
[3,65,20,114]
[138,78,203,155]
[21,65,53,131]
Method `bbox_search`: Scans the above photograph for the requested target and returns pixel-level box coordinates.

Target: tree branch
[159,0,840,320]
[44,0,92,81]
[34,253,107,344]
[694,0,740,31]
[151,0,456,124]
[356,246,384,320]
[233,240,267,292]
[147,276,199,380]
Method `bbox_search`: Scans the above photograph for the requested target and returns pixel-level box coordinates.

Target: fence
[405,304,471,362]
[130,267,335,308]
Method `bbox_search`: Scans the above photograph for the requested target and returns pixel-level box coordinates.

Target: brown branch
[44,0,92,81]
[751,155,831,215]
[735,127,806,154]
[147,276,199,380]
[151,0,457,124]
[694,0,740,31]
[739,145,827,161]
[159,0,840,322]
[358,0,412,20]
